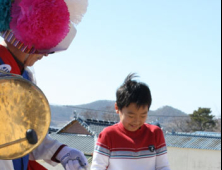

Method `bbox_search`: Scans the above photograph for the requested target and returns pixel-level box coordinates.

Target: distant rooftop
[192,131,221,138]
[85,119,117,136]
[166,132,221,151]
[56,117,117,136]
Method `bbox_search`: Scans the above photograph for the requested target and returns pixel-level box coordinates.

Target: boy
[91,74,171,170]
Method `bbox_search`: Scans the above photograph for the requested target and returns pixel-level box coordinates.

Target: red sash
[0,45,21,74]
[27,161,47,170]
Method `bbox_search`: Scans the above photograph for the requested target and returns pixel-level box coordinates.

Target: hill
[50,100,188,129]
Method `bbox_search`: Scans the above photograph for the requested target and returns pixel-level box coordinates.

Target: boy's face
[115,103,149,132]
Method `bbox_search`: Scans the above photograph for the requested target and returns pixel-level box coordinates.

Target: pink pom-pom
[10,0,70,50]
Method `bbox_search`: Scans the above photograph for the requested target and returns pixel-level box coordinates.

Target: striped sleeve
[155,128,171,170]
[91,130,111,170]
[94,143,111,157]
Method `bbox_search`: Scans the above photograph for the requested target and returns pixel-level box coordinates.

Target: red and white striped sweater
[91,123,171,170]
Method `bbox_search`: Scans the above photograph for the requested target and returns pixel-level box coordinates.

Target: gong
[0,75,51,160]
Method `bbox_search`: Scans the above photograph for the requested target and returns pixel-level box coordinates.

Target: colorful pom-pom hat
[0,0,88,54]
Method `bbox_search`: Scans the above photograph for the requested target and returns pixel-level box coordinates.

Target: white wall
[167,147,221,170]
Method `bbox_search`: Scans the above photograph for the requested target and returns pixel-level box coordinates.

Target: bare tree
[213,119,221,132]
[102,113,119,122]
[81,111,99,119]
[164,117,192,132]
[101,106,119,122]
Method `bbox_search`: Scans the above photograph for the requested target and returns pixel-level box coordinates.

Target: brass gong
[0,75,51,160]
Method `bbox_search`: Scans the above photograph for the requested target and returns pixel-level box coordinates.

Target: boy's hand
[57,147,89,170]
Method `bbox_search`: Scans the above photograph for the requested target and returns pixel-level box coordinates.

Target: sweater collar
[117,122,145,138]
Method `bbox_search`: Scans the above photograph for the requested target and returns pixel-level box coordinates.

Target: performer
[0,0,89,170]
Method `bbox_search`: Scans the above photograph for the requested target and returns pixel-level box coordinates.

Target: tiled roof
[56,117,95,135]
[50,133,95,154]
[165,132,221,151]
[56,118,117,136]
[192,131,221,137]
[85,119,116,136]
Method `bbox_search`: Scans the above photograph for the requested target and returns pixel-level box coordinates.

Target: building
[49,117,117,162]
[166,132,221,170]
[49,117,221,169]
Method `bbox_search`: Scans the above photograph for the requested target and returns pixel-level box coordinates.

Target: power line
[66,105,116,114]
[65,105,221,119]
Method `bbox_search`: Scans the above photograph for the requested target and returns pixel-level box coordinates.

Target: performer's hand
[57,146,89,170]
[64,160,88,170]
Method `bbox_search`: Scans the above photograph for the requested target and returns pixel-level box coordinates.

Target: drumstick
[0,129,38,149]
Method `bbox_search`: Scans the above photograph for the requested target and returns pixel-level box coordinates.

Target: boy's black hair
[116,73,152,110]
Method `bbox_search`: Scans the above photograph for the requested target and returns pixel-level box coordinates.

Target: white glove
[56,146,89,170]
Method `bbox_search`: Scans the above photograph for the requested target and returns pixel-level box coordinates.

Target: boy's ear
[115,103,120,114]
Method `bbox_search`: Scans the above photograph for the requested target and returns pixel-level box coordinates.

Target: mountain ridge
[50,100,188,128]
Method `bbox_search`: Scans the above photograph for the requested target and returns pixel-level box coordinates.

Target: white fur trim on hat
[65,0,88,25]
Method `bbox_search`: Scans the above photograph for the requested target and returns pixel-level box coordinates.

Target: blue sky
[1,0,221,116]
